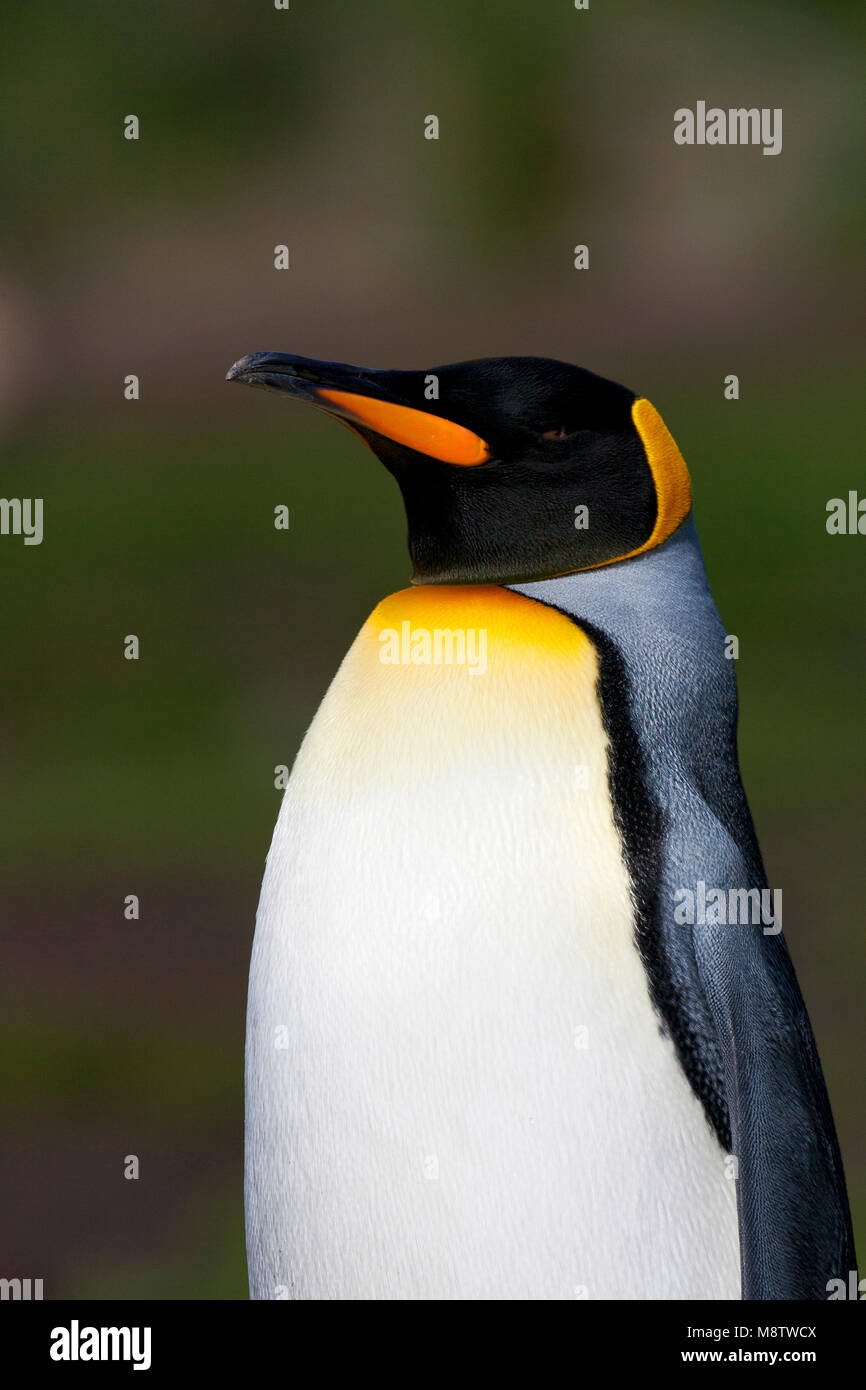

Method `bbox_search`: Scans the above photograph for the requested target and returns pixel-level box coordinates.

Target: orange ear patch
[631,398,693,550]
[315,388,490,466]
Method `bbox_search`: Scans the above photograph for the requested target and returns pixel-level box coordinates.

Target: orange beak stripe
[316,388,490,466]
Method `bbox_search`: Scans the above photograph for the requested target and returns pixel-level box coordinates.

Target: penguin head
[226,352,692,585]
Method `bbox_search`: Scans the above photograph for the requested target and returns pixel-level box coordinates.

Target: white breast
[245,586,740,1299]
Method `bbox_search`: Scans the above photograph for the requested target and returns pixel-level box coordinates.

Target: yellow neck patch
[338,584,600,770]
[367,583,596,663]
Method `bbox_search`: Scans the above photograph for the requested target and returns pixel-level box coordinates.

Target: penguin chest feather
[245,585,740,1299]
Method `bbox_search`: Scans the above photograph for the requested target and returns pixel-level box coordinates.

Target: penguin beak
[226,351,490,466]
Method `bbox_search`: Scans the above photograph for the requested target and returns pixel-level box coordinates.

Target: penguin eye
[540,425,572,441]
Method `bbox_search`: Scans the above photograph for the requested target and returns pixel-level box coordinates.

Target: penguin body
[229,352,855,1300]
[245,576,740,1299]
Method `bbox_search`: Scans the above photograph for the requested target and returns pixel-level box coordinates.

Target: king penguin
[227,351,855,1301]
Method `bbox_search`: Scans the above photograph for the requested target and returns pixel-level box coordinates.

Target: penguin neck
[509,515,717,627]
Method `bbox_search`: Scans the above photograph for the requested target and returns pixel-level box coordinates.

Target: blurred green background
[0,0,863,1298]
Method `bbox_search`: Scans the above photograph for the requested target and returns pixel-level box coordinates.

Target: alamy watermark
[50,1321,151,1371]
[827,1271,866,1300]
[673,880,782,935]
[378,622,487,676]
[826,492,865,535]
[0,1276,43,1299]
[674,103,782,157]
[0,497,43,545]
